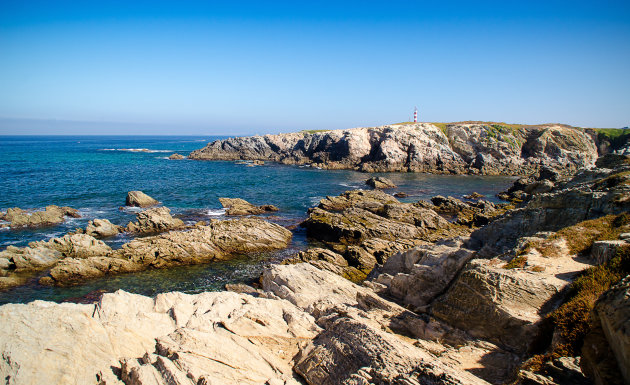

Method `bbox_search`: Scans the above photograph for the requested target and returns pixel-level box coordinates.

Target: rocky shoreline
[188,122,603,176]
[1,150,630,383]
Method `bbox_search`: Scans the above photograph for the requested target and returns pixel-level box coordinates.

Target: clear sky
[1,0,629,135]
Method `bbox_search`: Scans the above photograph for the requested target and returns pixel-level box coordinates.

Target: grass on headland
[550,212,630,255]
[300,129,331,134]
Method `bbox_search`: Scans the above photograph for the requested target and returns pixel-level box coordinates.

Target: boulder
[302,207,423,245]
[218,197,279,215]
[316,189,398,212]
[371,238,476,311]
[365,176,396,189]
[125,206,185,234]
[85,218,123,238]
[0,205,80,228]
[168,153,185,160]
[431,259,567,353]
[126,191,159,208]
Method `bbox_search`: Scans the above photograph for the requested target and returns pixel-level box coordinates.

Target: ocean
[0,135,515,304]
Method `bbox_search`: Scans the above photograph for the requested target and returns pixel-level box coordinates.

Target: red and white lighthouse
[413,106,418,123]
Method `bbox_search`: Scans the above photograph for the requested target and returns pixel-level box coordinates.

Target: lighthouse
[413,106,418,123]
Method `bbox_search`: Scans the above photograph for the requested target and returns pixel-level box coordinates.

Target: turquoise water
[0,135,515,304]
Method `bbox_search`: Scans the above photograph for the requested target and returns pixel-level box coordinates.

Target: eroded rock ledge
[188,123,599,175]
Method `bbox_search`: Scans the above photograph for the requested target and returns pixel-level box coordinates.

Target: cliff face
[189,123,599,175]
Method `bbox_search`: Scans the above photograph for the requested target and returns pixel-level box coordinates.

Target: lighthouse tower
[413,107,418,123]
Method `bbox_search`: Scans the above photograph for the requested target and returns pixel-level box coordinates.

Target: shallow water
[0,135,515,304]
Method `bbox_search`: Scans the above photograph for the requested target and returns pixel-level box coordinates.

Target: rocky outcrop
[0,233,111,289]
[168,153,185,159]
[125,206,185,234]
[125,191,159,208]
[473,163,630,255]
[0,205,79,229]
[0,264,504,385]
[365,176,396,189]
[189,123,598,175]
[40,218,292,286]
[218,197,279,215]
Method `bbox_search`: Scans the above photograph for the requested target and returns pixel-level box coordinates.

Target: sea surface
[0,135,515,304]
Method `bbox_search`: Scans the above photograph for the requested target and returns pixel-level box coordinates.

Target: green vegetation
[431,123,449,136]
[550,244,629,357]
[503,255,528,269]
[594,128,630,151]
[300,129,331,134]
[550,212,630,255]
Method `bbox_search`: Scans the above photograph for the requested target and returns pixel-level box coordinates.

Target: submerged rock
[125,191,159,208]
[218,197,279,215]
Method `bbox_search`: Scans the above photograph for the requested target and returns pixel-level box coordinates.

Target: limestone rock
[126,191,159,208]
[85,218,123,238]
[261,263,375,311]
[168,153,185,160]
[218,197,279,215]
[126,206,185,234]
[0,290,320,385]
[0,205,79,228]
[365,176,397,189]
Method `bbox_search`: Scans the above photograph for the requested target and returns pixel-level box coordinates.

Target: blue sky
[1,1,629,135]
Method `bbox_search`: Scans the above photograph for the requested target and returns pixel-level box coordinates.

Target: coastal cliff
[189,122,600,175]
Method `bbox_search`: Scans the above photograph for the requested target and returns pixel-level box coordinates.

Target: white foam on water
[309,196,323,205]
[99,148,173,153]
[120,207,144,214]
[207,208,227,216]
